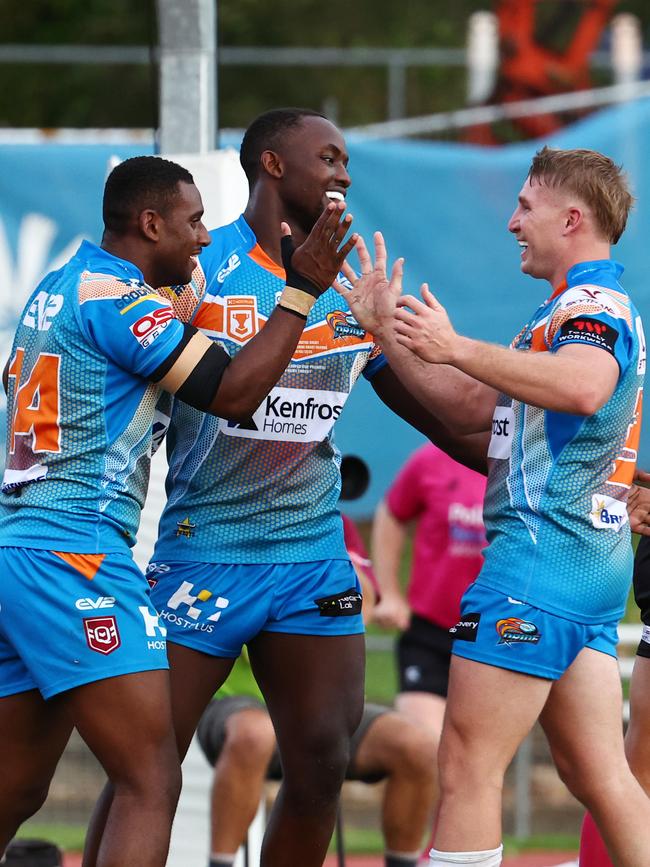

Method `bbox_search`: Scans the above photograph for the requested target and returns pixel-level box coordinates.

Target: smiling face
[153,181,210,287]
[507,177,576,286]
[274,115,351,234]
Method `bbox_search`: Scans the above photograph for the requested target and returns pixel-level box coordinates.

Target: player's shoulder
[198,215,256,291]
[552,259,633,325]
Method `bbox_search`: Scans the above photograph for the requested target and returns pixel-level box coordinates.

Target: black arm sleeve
[149,323,231,412]
[175,341,231,412]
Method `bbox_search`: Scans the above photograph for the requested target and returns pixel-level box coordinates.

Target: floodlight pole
[156,0,217,153]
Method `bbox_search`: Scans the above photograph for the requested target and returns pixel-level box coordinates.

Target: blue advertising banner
[1,100,649,516]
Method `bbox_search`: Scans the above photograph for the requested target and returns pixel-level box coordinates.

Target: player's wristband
[278,286,317,320]
[280,235,323,299]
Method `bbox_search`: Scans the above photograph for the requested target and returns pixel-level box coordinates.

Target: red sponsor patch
[84,616,121,655]
[130,306,174,347]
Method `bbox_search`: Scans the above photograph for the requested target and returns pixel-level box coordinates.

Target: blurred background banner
[2,95,650,516]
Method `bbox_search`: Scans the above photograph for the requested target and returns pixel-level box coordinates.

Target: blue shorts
[0,548,168,700]
[148,559,364,657]
[450,583,619,680]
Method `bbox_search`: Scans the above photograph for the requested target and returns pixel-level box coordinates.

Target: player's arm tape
[278,285,317,320]
[151,324,230,411]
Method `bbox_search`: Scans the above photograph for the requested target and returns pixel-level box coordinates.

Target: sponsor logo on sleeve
[129,305,174,347]
[487,406,514,460]
[589,495,628,531]
[557,316,618,354]
[315,587,362,617]
[220,386,347,443]
[115,286,151,310]
[449,612,481,641]
[83,616,121,655]
[495,617,541,646]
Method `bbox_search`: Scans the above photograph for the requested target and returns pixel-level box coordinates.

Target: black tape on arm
[175,341,231,412]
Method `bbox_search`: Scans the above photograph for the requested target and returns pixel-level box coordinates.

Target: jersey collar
[74,240,147,284]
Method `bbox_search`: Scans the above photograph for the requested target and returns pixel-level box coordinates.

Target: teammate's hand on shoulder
[281,202,357,298]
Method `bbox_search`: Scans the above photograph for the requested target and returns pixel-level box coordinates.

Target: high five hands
[394,286,458,364]
[333,231,404,334]
[333,231,456,361]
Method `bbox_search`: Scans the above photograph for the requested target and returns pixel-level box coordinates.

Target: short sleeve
[79,277,188,380]
[546,284,634,374]
[363,343,388,380]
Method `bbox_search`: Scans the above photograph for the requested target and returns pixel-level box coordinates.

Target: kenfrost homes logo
[0,213,84,411]
[590,495,628,532]
[221,386,347,443]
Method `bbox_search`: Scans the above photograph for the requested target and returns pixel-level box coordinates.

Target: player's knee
[282,724,351,796]
[223,709,276,770]
[380,724,437,781]
[437,728,503,797]
[3,779,51,827]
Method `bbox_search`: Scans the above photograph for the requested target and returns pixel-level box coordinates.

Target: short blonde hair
[528,146,633,244]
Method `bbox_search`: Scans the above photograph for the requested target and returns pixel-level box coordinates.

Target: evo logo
[487,406,514,460]
[75,596,116,610]
[220,387,347,443]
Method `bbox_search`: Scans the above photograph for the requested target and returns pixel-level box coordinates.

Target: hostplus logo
[160,580,230,634]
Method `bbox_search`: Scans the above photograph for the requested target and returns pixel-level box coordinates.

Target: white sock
[429,844,503,866]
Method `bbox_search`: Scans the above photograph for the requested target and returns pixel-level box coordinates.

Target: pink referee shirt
[386,444,487,629]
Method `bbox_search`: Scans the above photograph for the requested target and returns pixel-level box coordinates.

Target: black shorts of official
[634,535,650,658]
[397,614,453,698]
[196,696,389,783]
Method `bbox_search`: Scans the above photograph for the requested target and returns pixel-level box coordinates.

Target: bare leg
[0,690,73,854]
[74,670,181,867]
[249,631,365,867]
[542,648,650,867]
[434,656,551,851]
[350,710,437,853]
[84,644,235,867]
[210,707,276,854]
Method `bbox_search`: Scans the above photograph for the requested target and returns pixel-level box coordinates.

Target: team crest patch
[226,296,258,342]
[84,616,121,655]
[495,617,541,646]
[176,517,196,538]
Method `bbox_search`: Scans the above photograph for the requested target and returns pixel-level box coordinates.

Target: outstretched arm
[334,232,496,434]
[371,365,490,475]
[156,203,358,421]
[394,286,619,416]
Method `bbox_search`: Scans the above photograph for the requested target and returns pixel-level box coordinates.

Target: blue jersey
[0,241,203,553]
[478,260,645,623]
[153,215,386,564]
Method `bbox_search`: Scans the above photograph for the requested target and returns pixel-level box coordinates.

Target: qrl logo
[130,306,174,347]
[84,616,121,655]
